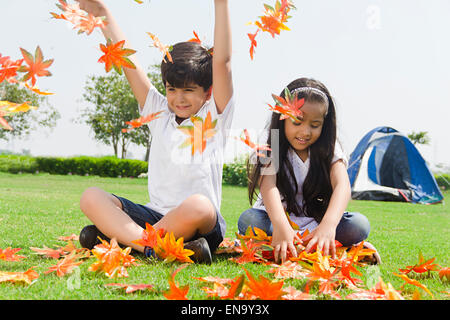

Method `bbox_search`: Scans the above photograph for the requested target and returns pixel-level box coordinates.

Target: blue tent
[347,126,443,204]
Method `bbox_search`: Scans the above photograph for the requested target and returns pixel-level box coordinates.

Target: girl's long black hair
[247,78,337,223]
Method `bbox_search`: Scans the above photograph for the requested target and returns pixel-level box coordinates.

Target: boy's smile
[165,83,211,123]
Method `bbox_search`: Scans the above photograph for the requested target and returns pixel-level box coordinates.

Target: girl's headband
[291,87,329,108]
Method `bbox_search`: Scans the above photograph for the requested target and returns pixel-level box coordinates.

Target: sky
[1,0,450,170]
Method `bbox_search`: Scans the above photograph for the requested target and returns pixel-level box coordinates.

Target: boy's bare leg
[80,188,216,252]
[80,187,145,251]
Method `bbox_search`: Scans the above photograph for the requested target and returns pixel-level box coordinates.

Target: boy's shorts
[112,194,224,252]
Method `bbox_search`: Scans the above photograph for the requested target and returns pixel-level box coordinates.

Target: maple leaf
[282,286,312,300]
[215,237,242,254]
[235,129,271,158]
[199,274,245,300]
[243,268,286,300]
[89,238,138,278]
[23,82,54,96]
[236,226,272,243]
[0,267,39,285]
[74,13,107,35]
[266,261,309,279]
[399,252,439,275]
[188,30,202,44]
[163,265,190,300]
[0,247,26,262]
[229,239,263,265]
[30,245,65,259]
[177,111,217,156]
[270,89,305,122]
[0,101,38,115]
[44,252,83,277]
[147,32,173,63]
[17,46,54,87]
[98,39,136,75]
[438,267,450,282]
[247,30,259,60]
[0,54,23,84]
[122,111,163,133]
[154,232,194,264]
[393,273,434,298]
[105,282,154,294]
[58,234,79,241]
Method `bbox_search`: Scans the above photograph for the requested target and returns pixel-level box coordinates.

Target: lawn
[0,172,448,300]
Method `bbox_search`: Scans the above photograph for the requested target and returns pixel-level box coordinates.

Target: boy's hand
[75,0,107,17]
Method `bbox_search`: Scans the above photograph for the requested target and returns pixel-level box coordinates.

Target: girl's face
[284,100,328,161]
[165,83,211,123]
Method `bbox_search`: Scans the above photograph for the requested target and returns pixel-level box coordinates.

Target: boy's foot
[79,225,110,250]
[184,237,212,265]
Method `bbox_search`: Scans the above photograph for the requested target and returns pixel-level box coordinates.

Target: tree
[407,131,430,145]
[0,82,60,141]
[78,65,165,160]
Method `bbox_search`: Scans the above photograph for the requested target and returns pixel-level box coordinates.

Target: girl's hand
[303,222,337,258]
[75,0,107,17]
[271,225,300,263]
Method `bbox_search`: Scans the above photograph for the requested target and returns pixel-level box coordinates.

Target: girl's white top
[139,86,235,238]
[253,142,348,233]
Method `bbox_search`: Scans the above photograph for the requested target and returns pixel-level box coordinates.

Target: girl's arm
[304,159,351,257]
[212,0,233,114]
[76,0,151,111]
[260,173,300,263]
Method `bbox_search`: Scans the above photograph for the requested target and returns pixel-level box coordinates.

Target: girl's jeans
[238,208,370,247]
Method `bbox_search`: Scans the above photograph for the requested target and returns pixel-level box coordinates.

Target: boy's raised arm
[213,0,233,114]
[76,0,151,111]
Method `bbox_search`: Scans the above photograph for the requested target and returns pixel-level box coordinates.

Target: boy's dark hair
[247,77,337,223]
[160,42,213,91]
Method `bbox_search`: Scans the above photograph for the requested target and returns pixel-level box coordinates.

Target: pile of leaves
[1,227,448,300]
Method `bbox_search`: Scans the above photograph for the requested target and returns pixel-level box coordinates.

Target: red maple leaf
[0,247,26,262]
[163,265,190,300]
[98,39,136,74]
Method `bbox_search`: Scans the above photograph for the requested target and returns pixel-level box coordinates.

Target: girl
[238,77,381,264]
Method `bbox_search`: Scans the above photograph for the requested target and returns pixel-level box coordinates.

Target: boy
[76,0,234,264]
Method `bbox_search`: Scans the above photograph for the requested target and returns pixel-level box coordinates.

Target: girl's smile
[284,100,328,161]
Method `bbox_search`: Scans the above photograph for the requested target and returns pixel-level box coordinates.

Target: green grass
[0,172,448,300]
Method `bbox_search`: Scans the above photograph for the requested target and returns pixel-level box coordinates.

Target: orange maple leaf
[23,82,54,96]
[0,54,23,84]
[270,90,305,122]
[188,30,202,44]
[243,268,286,300]
[122,111,163,133]
[0,267,39,285]
[236,129,271,158]
[399,252,440,275]
[177,111,217,156]
[74,13,107,35]
[30,245,65,259]
[0,247,26,262]
[88,238,138,278]
[44,252,83,277]
[282,286,312,300]
[163,265,190,300]
[17,46,54,87]
[98,39,136,75]
[438,267,450,281]
[131,222,165,248]
[147,32,173,63]
[247,30,259,60]
[229,239,264,265]
[393,273,434,298]
[154,232,194,264]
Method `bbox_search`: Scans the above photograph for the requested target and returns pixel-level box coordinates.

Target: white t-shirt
[139,86,235,237]
[253,142,348,233]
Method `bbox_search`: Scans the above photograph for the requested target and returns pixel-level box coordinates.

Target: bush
[0,155,147,178]
[223,161,248,187]
[435,173,450,190]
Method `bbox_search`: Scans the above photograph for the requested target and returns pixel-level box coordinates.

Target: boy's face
[165,82,211,121]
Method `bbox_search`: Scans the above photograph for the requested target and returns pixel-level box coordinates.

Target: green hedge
[222,162,247,187]
[435,173,450,190]
[0,155,147,178]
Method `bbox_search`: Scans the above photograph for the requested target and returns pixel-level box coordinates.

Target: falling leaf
[147,32,173,63]
[122,111,163,132]
[105,282,154,294]
[0,54,23,84]
[235,129,271,157]
[269,89,305,122]
[17,46,54,87]
[188,30,202,44]
[163,265,190,300]
[0,267,39,285]
[98,39,137,74]
[178,111,217,156]
[23,82,54,95]
[44,252,83,277]
[0,247,26,262]
[74,13,107,35]
[247,30,259,60]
